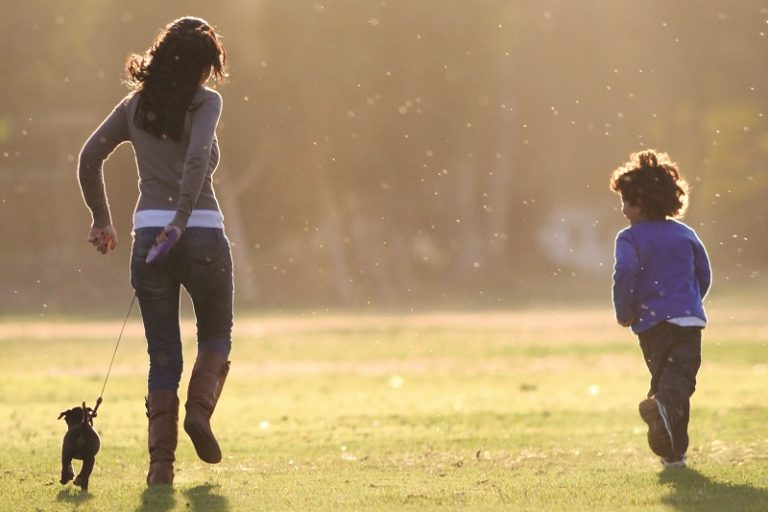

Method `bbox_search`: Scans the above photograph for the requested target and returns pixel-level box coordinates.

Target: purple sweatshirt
[612,219,711,333]
[78,86,223,231]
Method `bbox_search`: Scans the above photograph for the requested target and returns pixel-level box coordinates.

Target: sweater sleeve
[612,231,639,325]
[170,90,223,230]
[692,234,712,299]
[77,98,130,228]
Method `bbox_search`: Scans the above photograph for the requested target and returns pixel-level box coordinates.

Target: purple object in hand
[146,228,179,264]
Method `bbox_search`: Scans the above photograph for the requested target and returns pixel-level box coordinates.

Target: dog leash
[92,293,137,416]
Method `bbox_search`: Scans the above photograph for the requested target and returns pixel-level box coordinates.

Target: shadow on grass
[660,467,768,512]
[56,487,92,503]
[183,483,229,512]
[135,485,175,512]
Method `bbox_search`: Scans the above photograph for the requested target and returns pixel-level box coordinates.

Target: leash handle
[96,293,137,408]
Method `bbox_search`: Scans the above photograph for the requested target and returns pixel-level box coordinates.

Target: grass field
[0,302,766,511]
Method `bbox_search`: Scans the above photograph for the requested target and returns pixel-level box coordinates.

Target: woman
[78,17,232,485]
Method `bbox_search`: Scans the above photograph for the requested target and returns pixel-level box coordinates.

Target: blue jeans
[131,227,233,392]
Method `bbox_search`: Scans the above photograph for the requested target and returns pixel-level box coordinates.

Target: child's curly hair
[610,150,689,219]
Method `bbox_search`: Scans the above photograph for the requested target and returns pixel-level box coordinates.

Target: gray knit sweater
[78,86,223,231]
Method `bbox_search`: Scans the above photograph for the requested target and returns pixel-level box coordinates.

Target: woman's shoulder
[190,86,223,110]
[107,91,138,113]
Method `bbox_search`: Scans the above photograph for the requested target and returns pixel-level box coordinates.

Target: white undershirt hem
[133,209,224,229]
[667,316,707,328]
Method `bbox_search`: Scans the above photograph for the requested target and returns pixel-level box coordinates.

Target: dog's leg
[60,450,75,485]
[73,456,94,491]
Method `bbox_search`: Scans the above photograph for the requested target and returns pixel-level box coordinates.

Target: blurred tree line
[1,0,766,313]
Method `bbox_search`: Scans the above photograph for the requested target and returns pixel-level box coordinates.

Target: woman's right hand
[155,224,182,248]
[88,225,118,254]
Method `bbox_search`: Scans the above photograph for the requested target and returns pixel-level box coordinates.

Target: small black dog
[58,402,101,491]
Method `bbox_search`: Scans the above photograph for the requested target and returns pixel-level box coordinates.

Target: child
[610,150,711,468]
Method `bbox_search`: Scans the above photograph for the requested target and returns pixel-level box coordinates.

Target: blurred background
[1,0,766,314]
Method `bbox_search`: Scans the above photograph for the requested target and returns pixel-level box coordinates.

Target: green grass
[0,305,767,511]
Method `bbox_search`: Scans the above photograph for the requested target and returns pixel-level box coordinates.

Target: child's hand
[617,316,635,327]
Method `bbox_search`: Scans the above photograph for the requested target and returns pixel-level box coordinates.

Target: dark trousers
[638,322,702,457]
[131,227,234,392]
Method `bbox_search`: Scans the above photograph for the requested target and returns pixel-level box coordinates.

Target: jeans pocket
[131,229,160,261]
[130,229,164,291]
[185,231,228,265]
[191,249,232,292]
[180,230,231,291]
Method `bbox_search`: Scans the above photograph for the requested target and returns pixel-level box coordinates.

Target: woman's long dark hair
[125,17,227,140]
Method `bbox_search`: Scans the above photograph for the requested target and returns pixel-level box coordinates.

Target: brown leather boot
[145,390,179,485]
[184,351,230,464]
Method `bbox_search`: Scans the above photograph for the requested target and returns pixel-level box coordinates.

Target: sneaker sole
[638,398,674,458]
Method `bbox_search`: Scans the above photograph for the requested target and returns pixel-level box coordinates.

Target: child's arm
[693,237,712,299]
[612,231,639,327]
